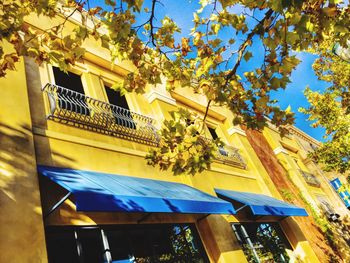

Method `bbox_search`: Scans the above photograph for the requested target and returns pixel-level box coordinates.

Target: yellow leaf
[285,105,292,114]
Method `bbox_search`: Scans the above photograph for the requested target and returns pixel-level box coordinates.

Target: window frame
[102,82,138,130]
[49,65,88,95]
[45,223,209,263]
[100,76,135,112]
[231,222,292,263]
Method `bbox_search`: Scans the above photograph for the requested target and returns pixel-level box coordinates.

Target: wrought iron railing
[215,144,246,169]
[318,201,340,222]
[42,83,160,145]
[299,170,321,187]
[199,137,246,169]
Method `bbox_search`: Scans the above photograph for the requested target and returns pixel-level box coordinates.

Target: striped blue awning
[38,166,235,215]
[215,189,308,217]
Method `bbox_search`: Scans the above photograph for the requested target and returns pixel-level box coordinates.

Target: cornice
[227,126,247,137]
[288,125,321,146]
[146,90,176,105]
[273,146,289,155]
[170,91,226,121]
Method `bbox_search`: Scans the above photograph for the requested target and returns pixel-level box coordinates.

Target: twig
[225,9,274,84]
[203,100,212,122]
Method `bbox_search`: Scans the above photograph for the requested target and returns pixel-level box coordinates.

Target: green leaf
[271,0,283,12]
[270,77,280,89]
[105,0,116,6]
[243,51,252,62]
[218,0,236,8]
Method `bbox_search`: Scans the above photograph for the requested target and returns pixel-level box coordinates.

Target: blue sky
[93,0,329,141]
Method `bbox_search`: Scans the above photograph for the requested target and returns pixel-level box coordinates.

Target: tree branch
[225,9,274,83]
[149,0,157,46]
[203,99,212,122]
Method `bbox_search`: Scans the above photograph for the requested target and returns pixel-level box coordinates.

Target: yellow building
[253,123,350,261]
[288,126,350,218]
[0,9,336,263]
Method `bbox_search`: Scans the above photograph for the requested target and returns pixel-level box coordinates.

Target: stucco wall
[244,127,336,262]
[0,43,47,263]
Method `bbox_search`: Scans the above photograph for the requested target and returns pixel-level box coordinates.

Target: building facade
[0,10,347,263]
[287,125,350,219]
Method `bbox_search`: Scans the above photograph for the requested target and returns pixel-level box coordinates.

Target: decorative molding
[170,91,226,121]
[280,141,298,153]
[146,90,176,105]
[227,126,246,137]
[273,146,289,155]
[287,125,321,146]
[210,165,256,180]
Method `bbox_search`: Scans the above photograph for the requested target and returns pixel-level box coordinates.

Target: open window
[208,126,229,157]
[104,86,136,129]
[52,66,89,115]
[208,127,218,140]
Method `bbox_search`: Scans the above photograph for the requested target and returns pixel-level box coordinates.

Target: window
[316,195,340,222]
[309,143,318,151]
[52,66,89,115]
[232,223,291,263]
[208,126,229,156]
[208,127,218,140]
[77,228,105,263]
[104,86,136,129]
[293,158,302,169]
[105,86,130,110]
[53,67,85,94]
[46,224,209,263]
[46,229,80,263]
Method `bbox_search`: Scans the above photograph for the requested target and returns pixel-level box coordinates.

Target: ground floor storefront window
[45,224,209,263]
[232,223,291,263]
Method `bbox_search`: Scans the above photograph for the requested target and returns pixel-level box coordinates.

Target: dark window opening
[105,86,130,110]
[52,66,89,115]
[53,67,85,94]
[46,230,79,263]
[46,224,209,263]
[77,228,105,263]
[309,143,318,151]
[208,127,218,140]
[232,223,291,263]
[208,127,228,156]
[104,86,136,129]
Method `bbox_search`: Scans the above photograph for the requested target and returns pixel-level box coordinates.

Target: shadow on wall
[0,123,42,214]
[0,123,45,262]
[0,122,77,262]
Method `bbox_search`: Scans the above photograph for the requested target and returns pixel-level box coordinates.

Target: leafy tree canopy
[1,0,349,174]
[300,38,350,173]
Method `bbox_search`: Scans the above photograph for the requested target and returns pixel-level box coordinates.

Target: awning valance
[215,189,308,217]
[38,166,235,215]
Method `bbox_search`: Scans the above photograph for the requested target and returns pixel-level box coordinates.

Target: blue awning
[330,178,350,208]
[215,189,308,217]
[38,166,235,214]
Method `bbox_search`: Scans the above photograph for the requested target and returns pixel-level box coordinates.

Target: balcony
[216,145,247,169]
[42,83,160,145]
[199,137,246,169]
[299,170,321,187]
[318,201,340,222]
